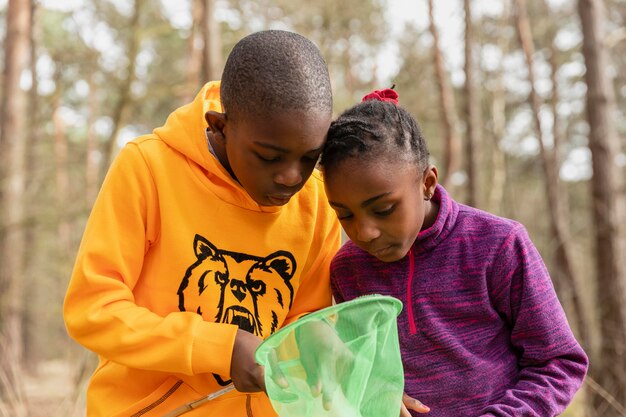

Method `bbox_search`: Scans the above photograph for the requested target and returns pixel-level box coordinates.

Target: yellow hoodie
[64,82,341,417]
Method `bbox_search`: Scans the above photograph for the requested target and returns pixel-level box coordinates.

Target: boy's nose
[274,165,303,187]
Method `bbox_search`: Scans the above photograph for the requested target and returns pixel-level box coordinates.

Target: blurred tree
[480,5,510,216]
[513,0,587,349]
[203,0,223,82]
[462,0,482,208]
[22,0,39,366]
[184,0,204,103]
[100,0,145,181]
[52,71,71,253]
[0,0,31,412]
[578,0,626,415]
[184,0,223,102]
[226,0,388,110]
[392,24,442,163]
[85,60,101,206]
[427,0,462,193]
[605,0,626,200]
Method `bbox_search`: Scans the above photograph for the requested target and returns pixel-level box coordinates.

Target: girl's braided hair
[320,89,430,174]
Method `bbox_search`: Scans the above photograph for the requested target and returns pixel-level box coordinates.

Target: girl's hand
[230,328,265,392]
[401,392,430,416]
[295,320,353,411]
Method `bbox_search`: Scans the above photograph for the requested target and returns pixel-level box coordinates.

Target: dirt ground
[1,359,88,417]
[2,359,588,417]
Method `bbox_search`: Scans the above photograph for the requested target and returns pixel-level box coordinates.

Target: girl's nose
[274,164,303,187]
[354,218,380,242]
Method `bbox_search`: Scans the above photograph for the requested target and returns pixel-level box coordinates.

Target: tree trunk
[0,0,31,411]
[540,0,589,342]
[53,82,71,254]
[427,0,462,192]
[578,0,626,414]
[100,0,144,182]
[343,48,355,99]
[513,0,588,347]
[86,71,100,207]
[183,0,204,103]
[202,0,222,82]
[22,0,40,367]
[486,4,510,215]
[462,0,481,207]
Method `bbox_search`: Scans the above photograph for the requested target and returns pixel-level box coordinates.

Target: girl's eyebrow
[361,193,392,207]
[329,192,392,209]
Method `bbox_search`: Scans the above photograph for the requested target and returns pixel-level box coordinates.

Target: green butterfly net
[255,295,404,417]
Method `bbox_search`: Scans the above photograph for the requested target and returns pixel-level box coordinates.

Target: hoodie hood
[153,81,281,212]
[154,81,222,169]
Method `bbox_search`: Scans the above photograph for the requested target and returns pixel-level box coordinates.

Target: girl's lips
[370,245,392,257]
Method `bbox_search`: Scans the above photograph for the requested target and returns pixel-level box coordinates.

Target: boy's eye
[334,210,353,221]
[256,152,281,162]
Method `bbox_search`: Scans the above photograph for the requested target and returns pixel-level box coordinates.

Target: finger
[402,393,430,413]
[308,377,321,397]
[320,366,340,411]
[321,382,336,411]
[256,364,267,392]
[267,349,289,389]
[399,403,413,417]
[304,361,321,397]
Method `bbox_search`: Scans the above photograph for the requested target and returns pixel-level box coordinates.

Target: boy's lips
[267,194,294,205]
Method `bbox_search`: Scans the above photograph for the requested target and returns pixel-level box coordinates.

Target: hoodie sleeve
[283,180,342,325]
[63,142,238,377]
[479,225,589,416]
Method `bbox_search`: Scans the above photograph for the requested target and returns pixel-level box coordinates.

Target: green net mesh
[255,295,404,417]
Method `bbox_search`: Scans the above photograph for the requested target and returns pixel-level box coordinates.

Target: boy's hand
[231,328,265,392]
[401,392,430,415]
[295,320,353,410]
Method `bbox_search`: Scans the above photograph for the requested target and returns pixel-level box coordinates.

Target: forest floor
[2,359,588,417]
[1,359,88,417]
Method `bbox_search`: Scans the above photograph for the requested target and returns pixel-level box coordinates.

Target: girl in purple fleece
[320,89,588,417]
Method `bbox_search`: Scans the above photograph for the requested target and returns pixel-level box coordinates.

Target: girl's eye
[374,206,395,217]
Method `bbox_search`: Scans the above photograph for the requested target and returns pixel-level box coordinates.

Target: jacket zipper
[406,248,417,334]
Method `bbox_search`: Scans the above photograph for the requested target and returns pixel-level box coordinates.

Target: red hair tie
[362,88,399,105]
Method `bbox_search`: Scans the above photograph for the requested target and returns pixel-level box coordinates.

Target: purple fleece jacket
[330,185,588,417]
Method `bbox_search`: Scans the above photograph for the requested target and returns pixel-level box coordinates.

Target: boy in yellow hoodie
[63,30,341,417]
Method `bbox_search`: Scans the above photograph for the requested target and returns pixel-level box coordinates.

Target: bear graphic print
[178,234,296,384]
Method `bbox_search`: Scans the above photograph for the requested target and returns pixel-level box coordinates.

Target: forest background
[0,0,625,416]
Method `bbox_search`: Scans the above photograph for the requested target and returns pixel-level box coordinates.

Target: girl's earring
[424,193,431,201]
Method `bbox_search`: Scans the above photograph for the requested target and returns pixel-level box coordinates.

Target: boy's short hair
[221,30,332,119]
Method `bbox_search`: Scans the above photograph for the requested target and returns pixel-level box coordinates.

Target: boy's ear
[423,165,438,196]
[205,111,227,142]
